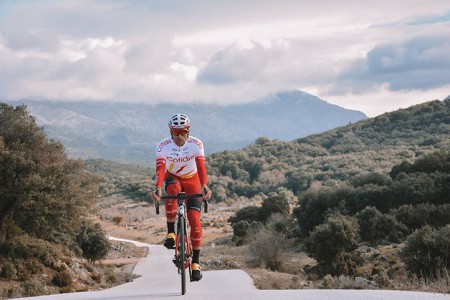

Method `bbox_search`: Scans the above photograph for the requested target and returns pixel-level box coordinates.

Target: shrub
[20,279,46,297]
[401,225,450,279]
[259,196,290,223]
[265,213,292,234]
[296,184,356,236]
[247,224,290,271]
[391,203,450,230]
[76,222,110,262]
[228,206,260,227]
[232,220,250,237]
[25,259,44,275]
[0,261,18,279]
[356,206,408,245]
[350,172,391,187]
[304,213,361,275]
[52,266,72,287]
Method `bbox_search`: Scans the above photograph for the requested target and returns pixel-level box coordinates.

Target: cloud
[1,0,450,116]
[333,35,450,94]
[197,39,270,84]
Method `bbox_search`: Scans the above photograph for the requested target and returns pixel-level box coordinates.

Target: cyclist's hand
[202,185,212,200]
[151,187,162,203]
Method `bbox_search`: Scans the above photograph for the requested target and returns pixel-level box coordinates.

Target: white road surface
[23,238,449,300]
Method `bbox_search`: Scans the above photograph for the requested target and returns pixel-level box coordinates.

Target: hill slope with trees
[0,104,117,297]
[214,99,449,288]
[206,99,449,200]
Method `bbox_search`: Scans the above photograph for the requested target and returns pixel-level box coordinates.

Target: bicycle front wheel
[179,216,186,295]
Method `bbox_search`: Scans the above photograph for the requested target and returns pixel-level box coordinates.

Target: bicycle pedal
[172,258,178,268]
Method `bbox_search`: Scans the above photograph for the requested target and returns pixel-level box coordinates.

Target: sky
[0,0,449,117]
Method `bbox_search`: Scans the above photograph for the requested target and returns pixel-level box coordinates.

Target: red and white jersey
[154,136,208,188]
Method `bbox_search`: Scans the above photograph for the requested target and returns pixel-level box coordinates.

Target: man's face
[171,128,189,146]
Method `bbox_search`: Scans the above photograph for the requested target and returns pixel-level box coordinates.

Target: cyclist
[151,113,212,281]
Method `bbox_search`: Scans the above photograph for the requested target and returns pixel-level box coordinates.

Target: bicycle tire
[179,216,186,295]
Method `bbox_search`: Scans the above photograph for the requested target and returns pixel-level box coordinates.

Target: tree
[242,157,264,183]
[0,103,98,247]
[304,213,360,275]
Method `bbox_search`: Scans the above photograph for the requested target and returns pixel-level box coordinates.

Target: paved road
[24,238,449,300]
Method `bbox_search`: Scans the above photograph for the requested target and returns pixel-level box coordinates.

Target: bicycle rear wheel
[179,216,186,295]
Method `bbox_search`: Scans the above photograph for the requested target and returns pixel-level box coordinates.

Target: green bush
[391,203,450,230]
[296,184,355,236]
[232,220,250,237]
[76,222,110,262]
[401,225,450,279]
[20,279,46,297]
[265,213,292,234]
[356,206,408,245]
[304,213,361,275]
[228,206,260,227]
[0,261,18,279]
[259,196,289,223]
[350,172,391,187]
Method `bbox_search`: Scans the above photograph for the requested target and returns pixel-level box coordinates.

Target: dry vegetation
[96,195,450,294]
[0,239,143,299]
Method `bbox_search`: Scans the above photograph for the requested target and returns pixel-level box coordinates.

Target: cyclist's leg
[186,200,202,250]
[164,177,182,222]
[181,174,203,251]
[164,177,182,249]
[182,175,203,280]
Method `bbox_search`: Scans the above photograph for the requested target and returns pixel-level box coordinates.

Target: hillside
[84,98,449,208]
[206,99,450,198]
[5,90,366,165]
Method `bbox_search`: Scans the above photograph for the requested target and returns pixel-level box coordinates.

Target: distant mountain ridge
[4,90,367,165]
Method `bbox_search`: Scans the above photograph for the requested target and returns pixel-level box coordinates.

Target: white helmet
[168,113,191,129]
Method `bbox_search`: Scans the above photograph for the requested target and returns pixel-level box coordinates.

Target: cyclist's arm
[152,157,166,203]
[195,156,212,199]
[155,158,166,188]
[195,156,207,186]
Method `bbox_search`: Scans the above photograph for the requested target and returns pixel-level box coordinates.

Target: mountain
[4,90,367,165]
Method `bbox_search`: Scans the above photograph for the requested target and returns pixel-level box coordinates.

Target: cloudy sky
[1,0,449,116]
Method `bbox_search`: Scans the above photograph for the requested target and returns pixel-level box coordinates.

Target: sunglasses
[170,129,189,136]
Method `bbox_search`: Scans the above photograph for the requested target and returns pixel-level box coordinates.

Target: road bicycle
[155,192,208,295]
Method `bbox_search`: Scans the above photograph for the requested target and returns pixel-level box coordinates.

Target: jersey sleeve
[196,156,207,186]
[194,138,208,185]
[154,139,169,188]
[155,158,166,188]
